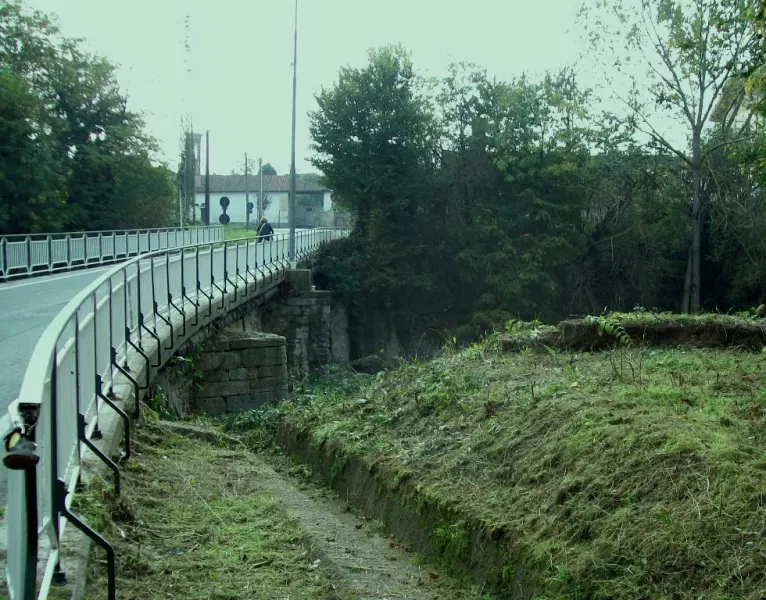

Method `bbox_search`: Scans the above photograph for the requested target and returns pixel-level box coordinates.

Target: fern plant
[586,315,632,347]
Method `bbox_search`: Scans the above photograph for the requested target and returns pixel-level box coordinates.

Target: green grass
[223,225,259,240]
[81,423,339,600]
[231,339,766,599]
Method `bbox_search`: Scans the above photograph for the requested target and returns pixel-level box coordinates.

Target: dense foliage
[0,1,176,234]
[310,12,766,349]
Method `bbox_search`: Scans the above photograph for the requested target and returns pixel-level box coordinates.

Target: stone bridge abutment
[152,268,349,417]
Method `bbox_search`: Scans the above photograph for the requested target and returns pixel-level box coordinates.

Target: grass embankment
[223,225,259,240]
[82,423,339,600]
[230,334,766,598]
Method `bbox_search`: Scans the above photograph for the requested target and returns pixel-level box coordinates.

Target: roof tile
[196,174,328,193]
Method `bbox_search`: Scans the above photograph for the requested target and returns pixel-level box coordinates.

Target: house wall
[195,190,333,227]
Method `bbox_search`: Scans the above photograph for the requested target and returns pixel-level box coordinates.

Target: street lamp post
[258,157,264,223]
[288,0,298,262]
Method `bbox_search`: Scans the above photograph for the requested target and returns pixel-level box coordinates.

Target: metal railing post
[1,236,7,280]
[47,235,53,274]
[26,236,31,277]
[49,354,66,584]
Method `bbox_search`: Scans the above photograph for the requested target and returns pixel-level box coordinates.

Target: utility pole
[258,157,264,223]
[288,0,298,261]
[183,129,189,225]
[245,152,250,230]
[205,130,211,226]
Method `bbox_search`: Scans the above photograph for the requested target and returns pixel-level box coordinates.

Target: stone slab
[228,334,286,350]
[250,376,289,392]
[288,297,317,308]
[241,346,288,367]
[197,380,250,398]
[201,370,229,383]
[285,269,312,292]
[199,351,241,371]
[257,364,288,379]
[228,367,260,381]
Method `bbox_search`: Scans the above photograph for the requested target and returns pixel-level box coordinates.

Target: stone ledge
[229,334,286,350]
[296,290,331,299]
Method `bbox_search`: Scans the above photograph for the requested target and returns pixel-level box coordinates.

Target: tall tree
[0,0,176,234]
[258,163,277,176]
[310,45,443,347]
[580,0,757,311]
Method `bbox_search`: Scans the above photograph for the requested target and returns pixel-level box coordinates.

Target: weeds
[240,343,766,599]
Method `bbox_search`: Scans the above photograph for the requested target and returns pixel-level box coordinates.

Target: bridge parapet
[0,226,224,281]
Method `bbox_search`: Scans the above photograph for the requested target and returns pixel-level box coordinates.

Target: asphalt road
[0,266,113,501]
[0,267,115,415]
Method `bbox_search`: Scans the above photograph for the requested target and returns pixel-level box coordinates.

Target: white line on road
[0,266,114,291]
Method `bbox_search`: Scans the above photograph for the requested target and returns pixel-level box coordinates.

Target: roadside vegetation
[226,322,766,598]
[310,0,766,353]
[0,2,177,234]
[223,226,260,240]
[81,423,341,600]
[80,419,497,600]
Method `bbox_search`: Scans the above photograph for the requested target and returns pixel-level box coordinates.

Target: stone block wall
[194,332,288,415]
[262,290,332,376]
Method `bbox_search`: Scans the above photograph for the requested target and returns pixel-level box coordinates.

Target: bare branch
[701,19,756,124]
[697,1,711,125]
[701,134,757,159]
[644,7,696,126]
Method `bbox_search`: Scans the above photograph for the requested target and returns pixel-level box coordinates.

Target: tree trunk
[681,244,692,313]
[690,130,702,312]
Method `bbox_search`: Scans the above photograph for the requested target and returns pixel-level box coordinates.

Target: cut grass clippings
[81,422,341,600]
[227,340,766,599]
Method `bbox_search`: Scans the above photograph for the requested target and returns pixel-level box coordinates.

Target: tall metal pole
[183,130,189,225]
[288,0,298,261]
[258,157,264,223]
[245,152,250,230]
[205,130,211,226]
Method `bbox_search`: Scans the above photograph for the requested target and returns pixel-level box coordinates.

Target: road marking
[0,267,113,291]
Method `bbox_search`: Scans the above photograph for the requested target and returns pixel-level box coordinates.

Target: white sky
[27,0,649,175]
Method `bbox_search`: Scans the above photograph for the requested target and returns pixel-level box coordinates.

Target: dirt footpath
[83,421,488,600]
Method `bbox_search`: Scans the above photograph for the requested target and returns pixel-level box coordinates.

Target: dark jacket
[256,222,274,241]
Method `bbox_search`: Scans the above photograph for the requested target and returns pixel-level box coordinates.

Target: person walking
[256,216,274,242]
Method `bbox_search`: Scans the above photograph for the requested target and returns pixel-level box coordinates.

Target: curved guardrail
[0,226,224,281]
[1,228,346,600]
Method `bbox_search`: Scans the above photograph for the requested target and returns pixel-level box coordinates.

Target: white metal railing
[1,228,347,600]
[0,227,225,281]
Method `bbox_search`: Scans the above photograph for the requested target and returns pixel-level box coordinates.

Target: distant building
[195,174,332,227]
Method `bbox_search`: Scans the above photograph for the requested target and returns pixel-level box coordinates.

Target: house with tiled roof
[195,174,332,227]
